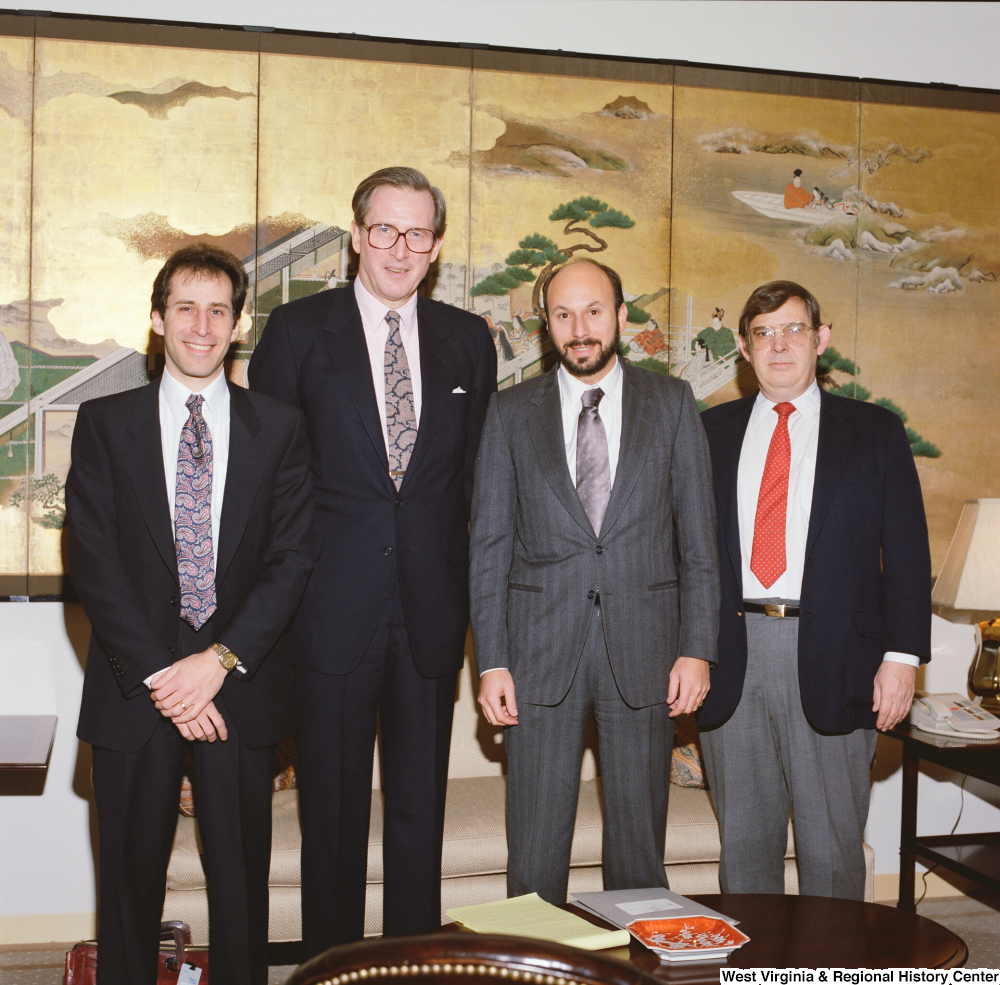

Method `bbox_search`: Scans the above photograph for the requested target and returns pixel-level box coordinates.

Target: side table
[0,714,58,795]
[884,722,1000,911]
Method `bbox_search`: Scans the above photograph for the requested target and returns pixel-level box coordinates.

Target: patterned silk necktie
[175,393,216,630]
[576,387,611,536]
[750,401,796,589]
[384,309,418,488]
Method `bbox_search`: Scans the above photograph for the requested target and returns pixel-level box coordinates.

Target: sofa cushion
[168,776,794,894]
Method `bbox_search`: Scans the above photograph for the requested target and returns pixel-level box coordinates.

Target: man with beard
[470,259,720,902]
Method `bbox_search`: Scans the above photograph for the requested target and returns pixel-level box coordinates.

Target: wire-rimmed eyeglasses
[362,223,437,254]
[746,322,814,349]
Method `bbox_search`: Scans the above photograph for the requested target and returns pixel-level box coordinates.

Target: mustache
[567,338,602,349]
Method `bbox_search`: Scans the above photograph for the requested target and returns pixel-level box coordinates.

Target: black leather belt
[744,601,800,618]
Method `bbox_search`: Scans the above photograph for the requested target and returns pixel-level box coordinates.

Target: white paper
[177,963,202,985]
[616,898,683,916]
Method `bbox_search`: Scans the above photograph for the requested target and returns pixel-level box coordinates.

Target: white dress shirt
[147,368,243,687]
[354,277,422,452]
[737,381,918,667]
[558,356,624,486]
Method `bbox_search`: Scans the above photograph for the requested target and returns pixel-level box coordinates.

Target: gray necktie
[384,310,417,488]
[576,387,611,535]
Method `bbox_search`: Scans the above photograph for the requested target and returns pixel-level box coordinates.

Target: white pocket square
[452,386,466,394]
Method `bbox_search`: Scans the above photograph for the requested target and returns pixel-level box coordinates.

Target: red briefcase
[64,920,210,984]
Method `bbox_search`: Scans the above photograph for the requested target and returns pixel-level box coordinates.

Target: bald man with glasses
[250,167,496,952]
[697,280,931,900]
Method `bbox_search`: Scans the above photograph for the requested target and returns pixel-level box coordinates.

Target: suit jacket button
[384,547,393,556]
[587,590,595,600]
[595,545,604,554]
[395,499,403,508]
[170,596,178,606]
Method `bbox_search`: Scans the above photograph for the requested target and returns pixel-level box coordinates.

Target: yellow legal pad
[446,893,631,951]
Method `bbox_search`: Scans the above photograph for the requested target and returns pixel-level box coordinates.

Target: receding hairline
[546,260,618,300]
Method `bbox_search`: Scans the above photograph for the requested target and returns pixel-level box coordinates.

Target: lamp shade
[931,499,1000,610]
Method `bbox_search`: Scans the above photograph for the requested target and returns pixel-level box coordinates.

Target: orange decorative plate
[627,916,750,958]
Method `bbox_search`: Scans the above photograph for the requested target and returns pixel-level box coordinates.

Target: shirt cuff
[145,667,171,689]
[480,667,508,677]
[882,651,920,667]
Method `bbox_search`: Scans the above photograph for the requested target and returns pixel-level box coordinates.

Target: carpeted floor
[3,894,998,982]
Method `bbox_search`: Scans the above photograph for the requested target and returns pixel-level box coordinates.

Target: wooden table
[568,894,967,980]
[884,722,1000,911]
[0,714,58,795]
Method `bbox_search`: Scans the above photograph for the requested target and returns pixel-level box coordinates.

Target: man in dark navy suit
[249,167,497,951]
[69,244,313,984]
[698,280,931,900]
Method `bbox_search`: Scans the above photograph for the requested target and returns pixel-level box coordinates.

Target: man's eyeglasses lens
[365,223,436,254]
[748,322,812,348]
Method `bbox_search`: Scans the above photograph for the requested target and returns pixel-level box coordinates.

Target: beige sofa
[164,639,873,941]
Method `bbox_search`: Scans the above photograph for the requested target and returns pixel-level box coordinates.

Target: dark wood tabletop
[885,722,1000,783]
[563,894,967,981]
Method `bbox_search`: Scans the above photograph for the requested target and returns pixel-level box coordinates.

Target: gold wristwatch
[211,642,239,671]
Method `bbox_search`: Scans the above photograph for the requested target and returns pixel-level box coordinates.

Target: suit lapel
[714,394,755,590]
[217,384,265,583]
[400,297,450,490]
[528,368,594,536]
[806,389,857,557]
[122,381,178,579]
[323,290,390,474]
[598,363,652,539]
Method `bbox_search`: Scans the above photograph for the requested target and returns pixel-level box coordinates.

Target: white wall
[26,1,1000,92]
[0,603,97,943]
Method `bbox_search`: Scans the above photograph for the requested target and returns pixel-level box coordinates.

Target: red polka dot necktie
[750,401,796,590]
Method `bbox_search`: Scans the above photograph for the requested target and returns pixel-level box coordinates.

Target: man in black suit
[698,280,931,900]
[249,166,497,951]
[68,244,313,985]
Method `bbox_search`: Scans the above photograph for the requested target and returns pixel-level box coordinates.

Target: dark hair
[352,166,447,239]
[539,259,625,323]
[151,243,248,326]
[738,280,821,338]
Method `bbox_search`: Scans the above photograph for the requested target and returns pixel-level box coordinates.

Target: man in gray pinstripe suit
[470,259,720,903]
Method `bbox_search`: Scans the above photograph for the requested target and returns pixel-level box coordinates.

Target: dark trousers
[296,564,457,957]
[92,617,276,985]
[92,694,276,985]
[504,605,674,904]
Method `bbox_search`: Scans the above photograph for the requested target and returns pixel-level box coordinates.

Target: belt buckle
[764,603,786,618]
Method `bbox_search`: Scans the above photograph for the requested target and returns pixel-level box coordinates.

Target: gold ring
[180,702,187,712]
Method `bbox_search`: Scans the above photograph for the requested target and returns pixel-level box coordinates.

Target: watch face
[215,645,237,670]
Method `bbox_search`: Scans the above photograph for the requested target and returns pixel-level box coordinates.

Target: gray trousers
[700,609,877,900]
[504,605,674,904]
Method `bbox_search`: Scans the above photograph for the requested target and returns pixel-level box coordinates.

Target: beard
[557,326,621,378]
